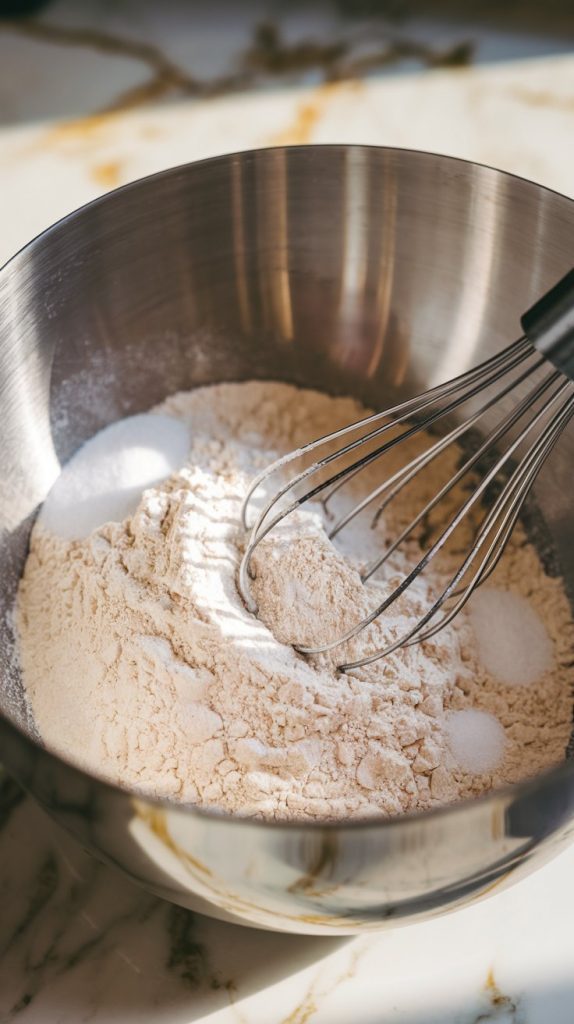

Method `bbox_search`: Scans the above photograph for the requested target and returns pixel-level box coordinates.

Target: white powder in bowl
[40,414,190,540]
[469,588,554,687]
[445,710,506,774]
[16,381,574,821]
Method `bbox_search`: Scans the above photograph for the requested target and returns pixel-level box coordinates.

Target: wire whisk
[238,269,574,672]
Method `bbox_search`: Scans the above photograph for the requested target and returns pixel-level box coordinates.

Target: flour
[16,382,574,821]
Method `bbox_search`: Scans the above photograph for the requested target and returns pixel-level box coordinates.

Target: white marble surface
[2,771,574,1023]
[0,1,573,269]
[0,0,571,127]
[1,3,574,1022]
[1,48,573,270]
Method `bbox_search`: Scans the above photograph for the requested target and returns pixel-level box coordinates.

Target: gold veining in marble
[511,86,574,113]
[475,968,520,1021]
[91,159,123,188]
[270,80,355,145]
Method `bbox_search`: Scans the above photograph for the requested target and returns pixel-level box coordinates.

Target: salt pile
[39,414,190,540]
[445,709,506,774]
[469,588,553,687]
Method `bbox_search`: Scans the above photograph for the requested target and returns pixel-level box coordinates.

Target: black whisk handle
[522,267,574,381]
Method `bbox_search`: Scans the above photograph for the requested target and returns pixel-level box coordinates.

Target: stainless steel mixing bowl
[1,146,573,935]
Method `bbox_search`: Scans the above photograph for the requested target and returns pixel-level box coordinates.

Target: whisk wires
[237,337,574,671]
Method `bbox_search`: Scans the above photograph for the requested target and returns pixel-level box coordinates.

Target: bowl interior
[1,144,573,755]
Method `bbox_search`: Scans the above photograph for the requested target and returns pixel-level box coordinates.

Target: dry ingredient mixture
[17,382,574,821]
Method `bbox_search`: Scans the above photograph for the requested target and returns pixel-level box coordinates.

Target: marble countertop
[2,768,574,1023]
[1,3,574,1021]
[0,1,573,267]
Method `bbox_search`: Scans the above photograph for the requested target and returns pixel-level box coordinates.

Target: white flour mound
[17,382,574,821]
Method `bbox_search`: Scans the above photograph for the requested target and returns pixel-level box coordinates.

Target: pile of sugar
[16,382,574,821]
[39,414,190,541]
[469,589,554,687]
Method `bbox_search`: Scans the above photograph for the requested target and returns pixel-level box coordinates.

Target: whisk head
[238,337,574,672]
